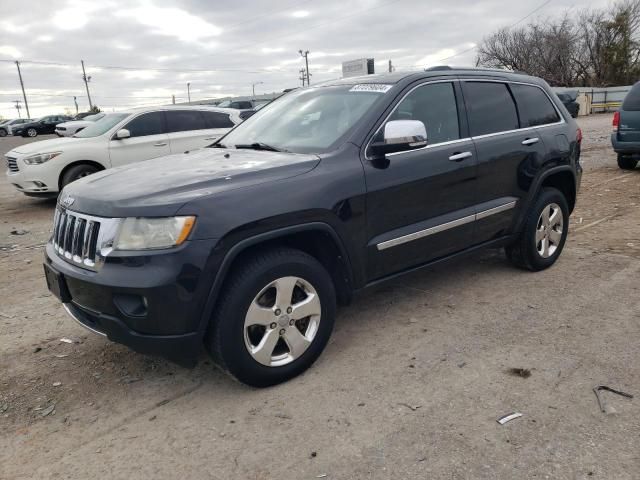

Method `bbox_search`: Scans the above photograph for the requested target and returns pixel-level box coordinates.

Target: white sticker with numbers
[349,84,393,93]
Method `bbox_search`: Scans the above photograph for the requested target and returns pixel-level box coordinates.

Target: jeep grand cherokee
[43,68,582,387]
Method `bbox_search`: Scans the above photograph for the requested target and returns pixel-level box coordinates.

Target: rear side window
[622,82,640,111]
[386,82,460,144]
[463,82,519,136]
[166,110,206,133]
[124,112,165,137]
[203,111,235,128]
[510,84,560,127]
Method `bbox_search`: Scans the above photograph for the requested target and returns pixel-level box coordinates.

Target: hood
[62,147,321,217]
[10,137,90,155]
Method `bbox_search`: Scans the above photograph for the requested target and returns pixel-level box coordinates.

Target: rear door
[618,84,640,142]
[166,110,211,153]
[363,80,478,280]
[108,111,170,167]
[461,80,547,244]
[201,111,236,143]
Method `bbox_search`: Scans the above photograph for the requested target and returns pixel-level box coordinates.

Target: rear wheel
[506,187,569,271]
[206,247,336,387]
[60,164,99,189]
[27,128,37,137]
[0,129,7,137]
[617,154,638,170]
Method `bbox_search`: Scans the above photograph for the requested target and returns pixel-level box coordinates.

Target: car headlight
[23,152,62,165]
[114,216,196,250]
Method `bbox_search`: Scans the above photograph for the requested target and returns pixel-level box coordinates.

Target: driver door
[362,80,478,280]
[109,111,171,167]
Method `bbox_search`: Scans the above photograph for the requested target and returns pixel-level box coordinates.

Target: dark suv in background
[13,115,73,137]
[44,68,582,387]
[612,81,640,170]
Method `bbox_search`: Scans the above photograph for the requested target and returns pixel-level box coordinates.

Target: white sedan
[6,106,241,197]
[55,113,106,137]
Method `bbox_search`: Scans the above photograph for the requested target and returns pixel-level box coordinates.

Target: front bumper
[44,238,219,366]
[5,157,61,195]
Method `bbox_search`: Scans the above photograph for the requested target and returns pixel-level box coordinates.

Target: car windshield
[218,85,386,154]
[217,100,231,108]
[73,113,129,138]
[83,113,105,122]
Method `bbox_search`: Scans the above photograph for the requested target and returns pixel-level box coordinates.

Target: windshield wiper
[234,142,286,152]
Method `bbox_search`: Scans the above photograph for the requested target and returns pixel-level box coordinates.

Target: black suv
[43,68,582,387]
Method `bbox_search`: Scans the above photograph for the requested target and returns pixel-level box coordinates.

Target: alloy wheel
[27,128,37,137]
[243,276,321,367]
[535,202,564,258]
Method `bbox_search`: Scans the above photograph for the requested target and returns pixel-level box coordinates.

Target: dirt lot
[1,116,639,480]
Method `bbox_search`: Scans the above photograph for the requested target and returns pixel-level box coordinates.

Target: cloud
[291,10,310,18]
[0,46,22,59]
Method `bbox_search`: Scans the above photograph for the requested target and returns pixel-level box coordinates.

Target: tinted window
[385,82,460,144]
[511,84,560,127]
[464,82,519,136]
[166,110,206,133]
[622,82,640,111]
[124,112,165,137]
[232,101,253,109]
[203,111,235,128]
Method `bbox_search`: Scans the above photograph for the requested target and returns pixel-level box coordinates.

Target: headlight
[23,152,62,165]
[114,216,196,250]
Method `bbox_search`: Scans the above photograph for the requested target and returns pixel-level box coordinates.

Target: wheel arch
[58,160,107,190]
[197,222,354,335]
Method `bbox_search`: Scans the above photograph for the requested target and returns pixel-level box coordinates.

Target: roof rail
[424,65,529,75]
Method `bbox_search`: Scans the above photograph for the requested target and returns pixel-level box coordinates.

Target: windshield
[217,100,231,108]
[73,113,129,138]
[218,85,385,154]
[84,113,105,122]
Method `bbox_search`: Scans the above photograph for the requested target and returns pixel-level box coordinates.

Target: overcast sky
[0,0,610,119]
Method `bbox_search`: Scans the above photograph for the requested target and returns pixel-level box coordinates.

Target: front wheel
[617,154,638,170]
[506,187,569,271]
[26,128,38,137]
[206,247,336,387]
[0,129,7,137]
[60,164,99,189]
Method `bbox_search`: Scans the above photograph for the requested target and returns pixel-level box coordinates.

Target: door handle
[153,142,168,147]
[522,137,540,146]
[448,151,473,162]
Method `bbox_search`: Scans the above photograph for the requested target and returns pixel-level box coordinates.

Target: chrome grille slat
[50,208,115,271]
[6,156,18,173]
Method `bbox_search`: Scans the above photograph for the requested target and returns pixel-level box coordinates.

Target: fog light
[113,294,148,317]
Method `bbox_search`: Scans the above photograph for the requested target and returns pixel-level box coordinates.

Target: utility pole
[187,82,191,102]
[73,96,79,114]
[252,81,264,97]
[388,60,394,73]
[299,50,310,85]
[15,61,30,119]
[81,60,93,110]
[14,100,22,119]
[299,68,307,86]
[172,95,176,105]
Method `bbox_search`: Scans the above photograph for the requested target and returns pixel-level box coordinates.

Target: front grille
[6,156,18,172]
[52,209,102,269]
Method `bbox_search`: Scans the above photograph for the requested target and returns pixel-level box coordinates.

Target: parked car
[216,99,254,109]
[55,113,106,137]
[611,81,640,170]
[73,112,97,120]
[43,68,582,387]
[6,106,241,196]
[238,101,272,120]
[12,115,73,137]
[0,118,33,137]
[557,91,579,118]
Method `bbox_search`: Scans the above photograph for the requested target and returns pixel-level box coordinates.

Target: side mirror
[370,120,428,157]
[114,128,131,140]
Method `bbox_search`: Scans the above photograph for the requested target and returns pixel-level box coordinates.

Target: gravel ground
[1,114,639,480]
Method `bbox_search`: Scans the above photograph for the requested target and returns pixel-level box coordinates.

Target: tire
[60,164,100,188]
[0,129,6,137]
[27,128,37,137]
[617,154,637,170]
[506,187,569,271]
[205,247,336,387]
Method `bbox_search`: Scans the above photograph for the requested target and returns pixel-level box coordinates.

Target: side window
[463,82,519,136]
[166,110,206,133]
[124,112,165,137]
[622,82,640,111]
[203,111,235,128]
[510,84,560,127]
[379,82,460,145]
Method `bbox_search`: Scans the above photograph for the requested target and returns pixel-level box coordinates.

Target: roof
[316,66,541,88]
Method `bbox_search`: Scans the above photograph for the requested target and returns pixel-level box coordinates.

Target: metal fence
[554,85,633,113]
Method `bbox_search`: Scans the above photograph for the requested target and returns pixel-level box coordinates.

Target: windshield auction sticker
[349,84,393,93]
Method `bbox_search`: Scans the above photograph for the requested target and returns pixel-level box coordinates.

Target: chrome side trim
[62,303,107,337]
[475,200,517,220]
[376,200,517,251]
